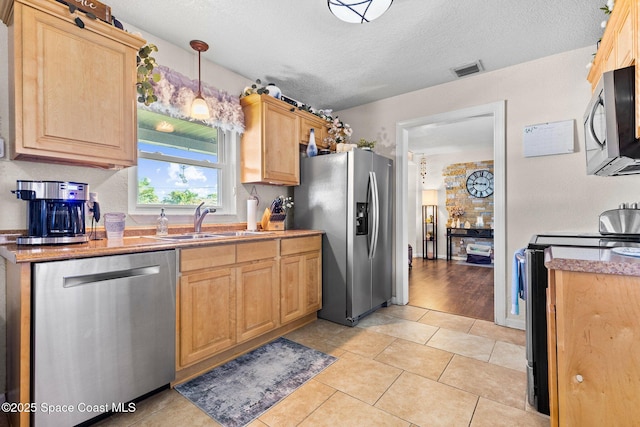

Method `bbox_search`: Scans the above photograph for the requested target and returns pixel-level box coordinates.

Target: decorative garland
[139,65,245,134]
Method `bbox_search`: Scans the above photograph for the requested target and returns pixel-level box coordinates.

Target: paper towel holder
[249,185,260,206]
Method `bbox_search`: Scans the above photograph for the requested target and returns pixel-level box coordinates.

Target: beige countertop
[0,227,323,264]
[545,245,640,277]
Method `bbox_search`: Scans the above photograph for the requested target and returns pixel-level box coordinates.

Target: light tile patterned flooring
[93,305,550,427]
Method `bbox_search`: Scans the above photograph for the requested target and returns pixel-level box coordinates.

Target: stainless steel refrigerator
[294,149,393,326]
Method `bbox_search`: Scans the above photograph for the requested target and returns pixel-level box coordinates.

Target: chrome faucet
[194,202,216,233]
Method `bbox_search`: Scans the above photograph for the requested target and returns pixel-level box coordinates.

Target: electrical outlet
[0,137,4,158]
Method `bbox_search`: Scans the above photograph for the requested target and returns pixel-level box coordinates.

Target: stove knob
[620,203,628,209]
[632,203,639,209]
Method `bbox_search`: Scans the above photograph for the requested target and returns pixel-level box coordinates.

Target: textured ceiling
[105,0,604,112]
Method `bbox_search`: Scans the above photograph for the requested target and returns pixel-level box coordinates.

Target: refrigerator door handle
[369,171,380,259]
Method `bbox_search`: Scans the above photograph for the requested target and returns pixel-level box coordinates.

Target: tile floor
[91,305,550,427]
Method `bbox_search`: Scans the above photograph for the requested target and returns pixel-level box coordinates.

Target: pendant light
[190,40,210,120]
[327,0,393,23]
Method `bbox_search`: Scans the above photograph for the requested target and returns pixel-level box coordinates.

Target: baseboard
[503,317,525,330]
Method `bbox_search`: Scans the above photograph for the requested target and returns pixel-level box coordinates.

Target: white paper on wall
[522,119,575,157]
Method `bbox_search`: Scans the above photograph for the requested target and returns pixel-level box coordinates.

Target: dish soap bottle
[156,208,169,236]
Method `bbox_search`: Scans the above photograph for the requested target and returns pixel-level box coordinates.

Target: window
[129,109,236,215]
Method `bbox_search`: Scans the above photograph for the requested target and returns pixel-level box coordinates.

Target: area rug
[175,337,336,427]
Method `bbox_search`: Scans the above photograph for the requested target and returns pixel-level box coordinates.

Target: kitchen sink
[149,233,223,241]
[210,231,272,237]
[147,231,272,241]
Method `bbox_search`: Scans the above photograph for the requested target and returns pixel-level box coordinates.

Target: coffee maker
[12,180,89,245]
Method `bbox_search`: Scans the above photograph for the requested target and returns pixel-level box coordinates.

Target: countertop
[545,245,640,277]
[0,229,323,264]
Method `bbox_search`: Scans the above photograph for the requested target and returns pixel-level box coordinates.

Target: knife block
[260,208,285,231]
[265,220,284,231]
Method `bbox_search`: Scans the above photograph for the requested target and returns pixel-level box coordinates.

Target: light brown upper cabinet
[6,0,144,168]
[241,94,300,185]
[240,94,330,185]
[299,114,330,150]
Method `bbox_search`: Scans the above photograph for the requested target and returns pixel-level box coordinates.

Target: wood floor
[408,257,494,322]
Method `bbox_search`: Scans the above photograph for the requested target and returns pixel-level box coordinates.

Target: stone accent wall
[443,160,494,259]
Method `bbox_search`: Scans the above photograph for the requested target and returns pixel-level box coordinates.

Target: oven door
[524,247,550,415]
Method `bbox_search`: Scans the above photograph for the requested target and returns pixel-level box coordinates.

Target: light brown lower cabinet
[280,236,322,323]
[179,267,237,367]
[177,236,322,377]
[547,269,640,426]
[2,234,322,426]
[236,259,279,342]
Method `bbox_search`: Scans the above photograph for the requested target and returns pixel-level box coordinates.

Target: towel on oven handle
[511,248,526,315]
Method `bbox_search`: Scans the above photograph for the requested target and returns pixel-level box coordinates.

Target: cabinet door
[551,270,640,426]
[614,0,634,68]
[241,94,301,185]
[299,115,329,149]
[14,3,141,168]
[237,260,279,342]
[179,268,236,368]
[588,0,636,92]
[281,251,322,324]
[603,40,616,73]
[280,255,305,323]
[262,102,300,185]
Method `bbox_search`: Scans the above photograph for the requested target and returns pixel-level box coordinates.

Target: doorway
[393,101,507,326]
[409,259,494,321]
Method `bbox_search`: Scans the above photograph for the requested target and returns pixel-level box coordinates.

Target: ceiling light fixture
[328,0,393,23]
[190,39,210,120]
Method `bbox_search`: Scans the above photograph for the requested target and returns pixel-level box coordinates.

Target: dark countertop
[0,228,323,264]
[545,245,640,277]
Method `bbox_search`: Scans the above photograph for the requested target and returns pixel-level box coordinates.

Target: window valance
[140,65,245,134]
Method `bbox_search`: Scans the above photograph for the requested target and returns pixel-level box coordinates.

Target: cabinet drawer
[237,240,278,263]
[281,235,322,256]
[180,245,236,272]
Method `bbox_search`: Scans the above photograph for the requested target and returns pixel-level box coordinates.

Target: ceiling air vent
[451,61,484,78]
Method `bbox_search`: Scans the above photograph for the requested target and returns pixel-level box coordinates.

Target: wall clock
[466,170,494,198]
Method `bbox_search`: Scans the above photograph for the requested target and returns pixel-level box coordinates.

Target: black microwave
[584,65,640,176]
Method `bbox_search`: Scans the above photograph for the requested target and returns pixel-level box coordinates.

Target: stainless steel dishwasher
[32,250,176,427]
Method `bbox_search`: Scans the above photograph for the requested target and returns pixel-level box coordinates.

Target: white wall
[337,46,640,324]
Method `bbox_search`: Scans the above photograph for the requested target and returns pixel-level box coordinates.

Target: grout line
[284,383,338,427]
[436,351,456,383]
[467,396,481,427]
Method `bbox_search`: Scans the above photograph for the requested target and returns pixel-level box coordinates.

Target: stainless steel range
[525,204,640,415]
